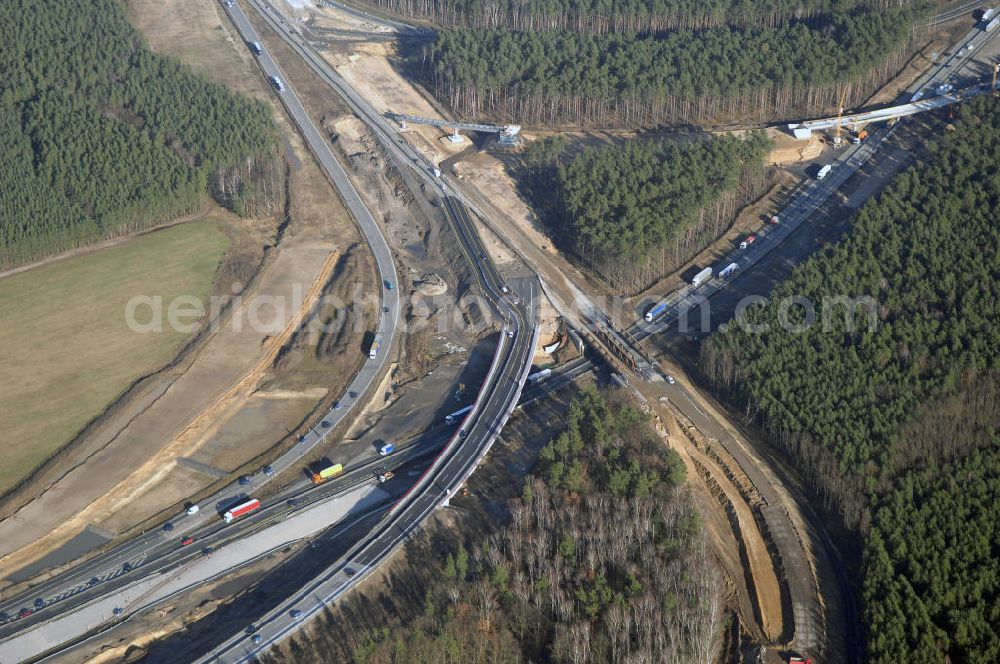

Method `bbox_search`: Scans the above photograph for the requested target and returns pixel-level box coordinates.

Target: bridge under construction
[789,15,1000,140]
[388,112,521,145]
[786,83,994,139]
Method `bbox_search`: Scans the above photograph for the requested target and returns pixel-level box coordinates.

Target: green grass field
[0,221,230,495]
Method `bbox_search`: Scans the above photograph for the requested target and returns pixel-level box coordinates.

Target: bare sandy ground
[767,129,824,164]
[656,408,773,643]
[322,43,468,164]
[0,244,335,570]
[0,0,373,581]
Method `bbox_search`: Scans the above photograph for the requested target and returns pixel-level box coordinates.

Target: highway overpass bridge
[788,86,990,139]
[788,15,1000,139]
[785,85,988,139]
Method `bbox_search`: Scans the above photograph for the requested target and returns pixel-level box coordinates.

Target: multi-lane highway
[195,276,536,663]
[637,16,999,338]
[930,0,995,26]
[2,0,537,652]
[0,437,442,650]
[0,0,409,641]
[181,3,540,659]
[3,0,991,660]
[1,0,403,650]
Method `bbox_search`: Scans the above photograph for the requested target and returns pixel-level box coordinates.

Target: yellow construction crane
[834,87,849,146]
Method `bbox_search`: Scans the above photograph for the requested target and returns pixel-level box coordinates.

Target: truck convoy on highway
[311,462,344,484]
[982,8,999,29]
[740,235,756,250]
[644,300,669,322]
[691,267,713,286]
[816,164,832,180]
[223,499,261,524]
[719,262,739,279]
[528,368,552,384]
[445,404,473,424]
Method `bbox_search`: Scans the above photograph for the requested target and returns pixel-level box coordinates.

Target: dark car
[290,609,304,620]
[0,611,9,623]
[344,567,356,577]
[162,522,174,532]
[349,391,358,399]
[321,420,331,428]
[333,401,341,410]
[113,607,124,616]
[33,598,44,609]
[245,624,257,635]
[89,576,100,586]
[122,562,133,573]
[287,499,300,507]
[238,475,251,486]
[252,634,263,645]
[262,465,275,477]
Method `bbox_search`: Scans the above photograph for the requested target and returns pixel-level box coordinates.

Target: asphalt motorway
[187,2,541,658]
[0,439,438,645]
[193,281,538,664]
[635,19,996,336]
[0,0,406,642]
[8,0,982,657]
[3,0,539,655]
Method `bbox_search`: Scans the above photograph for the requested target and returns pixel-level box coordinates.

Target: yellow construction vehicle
[833,87,849,146]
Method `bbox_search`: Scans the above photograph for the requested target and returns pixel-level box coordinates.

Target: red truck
[223,498,261,524]
[740,235,756,250]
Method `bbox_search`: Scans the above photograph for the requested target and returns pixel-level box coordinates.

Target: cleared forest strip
[664,401,785,642]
